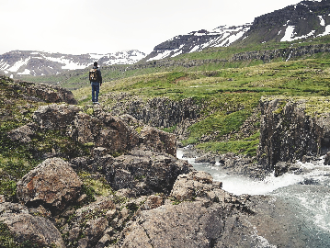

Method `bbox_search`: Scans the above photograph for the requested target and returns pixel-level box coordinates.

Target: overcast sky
[0,0,304,55]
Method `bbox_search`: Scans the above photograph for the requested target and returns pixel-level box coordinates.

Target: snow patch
[281,26,316,42]
[318,25,330,36]
[17,69,31,75]
[319,15,325,26]
[7,57,30,72]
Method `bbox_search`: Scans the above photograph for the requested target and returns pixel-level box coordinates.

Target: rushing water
[177,148,330,247]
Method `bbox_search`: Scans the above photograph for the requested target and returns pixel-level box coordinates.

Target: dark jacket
[89,66,102,85]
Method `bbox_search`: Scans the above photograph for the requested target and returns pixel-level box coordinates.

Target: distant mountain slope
[0,50,146,77]
[143,25,252,62]
[238,0,330,45]
[145,0,330,61]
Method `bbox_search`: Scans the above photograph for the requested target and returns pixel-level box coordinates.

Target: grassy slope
[17,36,330,157]
[73,55,330,157]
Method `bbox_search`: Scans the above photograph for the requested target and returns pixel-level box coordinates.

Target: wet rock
[274,161,299,177]
[16,157,82,212]
[324,151,330,165]
[258,98,330,171]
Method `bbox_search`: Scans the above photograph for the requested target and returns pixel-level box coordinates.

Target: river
[177,148,330,247]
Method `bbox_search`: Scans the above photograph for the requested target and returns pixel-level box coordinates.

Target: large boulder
[140,126,177,156]
[33,104,81,135]
[0,202,65,247]
[67,110,140,155]
[170,171,224,202]
[105,148,193,195]
[120,201,263,248]
[16,158,82,212]
[0,213,65,247]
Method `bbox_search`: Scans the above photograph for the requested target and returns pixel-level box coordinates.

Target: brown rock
[0,213,65,248]
[170,171,223,202]
[33,104,81,134]
[16,157,82,212]
[105,149,192,195]
[140,126,177,156]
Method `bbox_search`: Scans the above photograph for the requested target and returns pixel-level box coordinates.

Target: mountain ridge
[1,0,330,79]
[0,50,146,77]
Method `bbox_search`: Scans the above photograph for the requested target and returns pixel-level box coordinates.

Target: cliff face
[257,97,330,170]
[108,96,201,133]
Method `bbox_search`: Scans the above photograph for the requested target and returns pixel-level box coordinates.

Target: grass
[71,56,330,156]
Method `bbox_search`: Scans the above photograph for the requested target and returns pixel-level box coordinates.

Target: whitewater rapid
[177,148,330,243]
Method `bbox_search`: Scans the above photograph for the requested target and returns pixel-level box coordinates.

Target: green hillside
[14,36,330,157]
[71,37,330,157]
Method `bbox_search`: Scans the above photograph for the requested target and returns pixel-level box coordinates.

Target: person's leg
[94,83,100,102]
[91,84,95,102]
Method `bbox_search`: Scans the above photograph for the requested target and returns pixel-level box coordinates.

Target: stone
[16,157,82,212]
[170,171,223,202]
[257,98,330,171]
[140,126,177,156]
[324,151,330,165]
[7,122,37,144]
[105,149,192,195]
[0,213,65,247]
[33,104,81,135]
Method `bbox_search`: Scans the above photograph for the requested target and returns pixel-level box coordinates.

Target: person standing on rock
[89,62,102,104]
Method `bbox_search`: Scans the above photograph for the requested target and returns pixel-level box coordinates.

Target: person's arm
[98,69,103,85]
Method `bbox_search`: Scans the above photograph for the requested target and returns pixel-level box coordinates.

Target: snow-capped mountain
[0,50,146,77]
[145,0,330,62]
[144,24,251,62]
[239,0,330,45]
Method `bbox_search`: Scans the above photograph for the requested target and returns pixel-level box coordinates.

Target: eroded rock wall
[257,98,330,170]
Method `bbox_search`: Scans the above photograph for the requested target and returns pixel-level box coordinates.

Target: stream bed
[177,148,330,247]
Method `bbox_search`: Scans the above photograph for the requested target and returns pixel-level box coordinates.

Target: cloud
[0,0,302,55]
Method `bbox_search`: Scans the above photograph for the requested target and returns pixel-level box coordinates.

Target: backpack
[89,68,98,81]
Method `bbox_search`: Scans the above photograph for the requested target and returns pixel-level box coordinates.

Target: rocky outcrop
[33,104,81,134]
[119,187,307,248]
[257,97,330,170]
[109,96,201,131]
[16,158,82,212]
[170,171,223,202]
[0,203,65,247]
[140,126,177,156]
[12,80,77,104]
[105,148,192,195]
[232,44,330,63]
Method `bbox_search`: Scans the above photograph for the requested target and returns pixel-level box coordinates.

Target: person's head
[94,62,98,67]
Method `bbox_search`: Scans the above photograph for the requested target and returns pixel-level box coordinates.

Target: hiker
[89,62,102,104]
